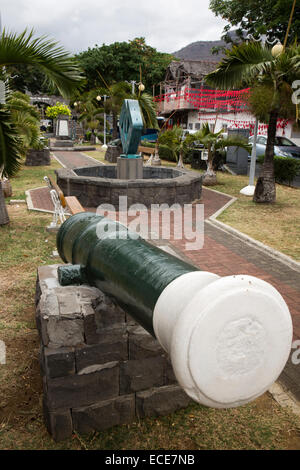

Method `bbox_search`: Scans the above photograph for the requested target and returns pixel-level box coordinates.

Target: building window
[188,123,194,130]
[195,123,200,130]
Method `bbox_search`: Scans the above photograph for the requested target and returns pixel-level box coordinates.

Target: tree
[209,0,300,45]
[205,41,299,202]
[0,29,84,225]
[158,127,195,168]
[6,91,41,151]
[194,123,251,186]
[77,93,105,144]
[5,63,53,95]
[81,82,159,140]
[0,108,24,225]
[0,29,84,98]
[76,38,173,93]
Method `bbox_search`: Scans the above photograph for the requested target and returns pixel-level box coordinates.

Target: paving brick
[45,364,119,410]
[43,399,73,441]
[72,395,135,434]
[136,385,192,418]
[128,325,164,359]
[120,357,166,394]
[44,346,75,379]
[75,330,128,374]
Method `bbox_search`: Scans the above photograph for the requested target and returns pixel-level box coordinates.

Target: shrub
[257,155,300,185]
[158,144,177,162]
[97,133,112,143]
[140,140,156,148]
[46,102,71,119]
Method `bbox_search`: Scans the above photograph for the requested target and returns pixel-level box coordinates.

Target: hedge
[257,155,300,185]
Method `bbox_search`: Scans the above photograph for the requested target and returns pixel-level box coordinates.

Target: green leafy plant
[46,102,71,119]
[158,127,194,166]
[6,91,41,151]
[192,123,251,185]
[257,155,300,185]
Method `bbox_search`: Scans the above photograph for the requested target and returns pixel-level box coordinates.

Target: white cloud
[1,0,227,53]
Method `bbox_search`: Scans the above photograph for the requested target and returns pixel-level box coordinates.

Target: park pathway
[52,150,102,169]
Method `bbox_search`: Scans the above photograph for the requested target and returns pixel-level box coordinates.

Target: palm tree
[6,91,41,151]
[205,41,299,202]
[78,100,104,144]
[0,29,84,225]
[0,108,24,225]
[95,81,158,140]
[194,123,251,186]
[158,126,195,167]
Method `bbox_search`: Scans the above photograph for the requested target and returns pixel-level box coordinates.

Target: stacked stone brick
[36,265,191,441]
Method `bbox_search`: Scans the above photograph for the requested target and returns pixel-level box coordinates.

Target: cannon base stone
[36,264,191,441]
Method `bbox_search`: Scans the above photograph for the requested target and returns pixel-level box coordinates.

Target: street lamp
[240,34,279,197]
[272,43,284,57]
[96,95,108,149]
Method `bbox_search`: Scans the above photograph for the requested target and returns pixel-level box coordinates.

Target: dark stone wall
[104,143,123,163]
[56,166,202,209]
[25,149,51,166]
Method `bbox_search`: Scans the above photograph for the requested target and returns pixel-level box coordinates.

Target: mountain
[173,40,226,62]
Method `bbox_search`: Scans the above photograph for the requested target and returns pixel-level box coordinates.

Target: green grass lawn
[5,155,61,202]
[211,172,300,261]
[0,158,299,449]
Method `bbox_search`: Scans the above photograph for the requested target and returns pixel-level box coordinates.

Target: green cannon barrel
[57,212,198,336]
[56,212,293,409]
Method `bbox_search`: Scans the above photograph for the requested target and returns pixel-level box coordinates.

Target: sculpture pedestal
[117,156,143,180]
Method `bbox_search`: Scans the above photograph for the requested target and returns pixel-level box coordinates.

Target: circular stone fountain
[55,99,202,209]
[55,164,202,208]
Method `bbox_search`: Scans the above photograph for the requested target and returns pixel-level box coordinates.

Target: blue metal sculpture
[119,99,143,158]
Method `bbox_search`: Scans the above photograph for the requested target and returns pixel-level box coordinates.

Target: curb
[51,152,67,168]
[269,382,300,417]
[205,188,300,274]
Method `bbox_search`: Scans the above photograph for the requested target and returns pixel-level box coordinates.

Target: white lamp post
[97,95,108,149]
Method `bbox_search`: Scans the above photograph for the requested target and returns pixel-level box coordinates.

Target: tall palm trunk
[203,145,217,186]
[0,181,9,225]
[253,110,278,203]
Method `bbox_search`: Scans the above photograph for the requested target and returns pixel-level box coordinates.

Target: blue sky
[1,0,227,53]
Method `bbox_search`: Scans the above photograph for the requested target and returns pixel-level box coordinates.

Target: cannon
[57,212,293,409]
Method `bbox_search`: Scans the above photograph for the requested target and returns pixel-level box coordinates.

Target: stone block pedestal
[25,148,51,166]
[36,265,191,441]
[117,157,143,180]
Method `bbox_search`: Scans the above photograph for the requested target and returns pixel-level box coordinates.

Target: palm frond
[137,93,158,129]
[206,42,274,89]
[0,107,24,178]
[0,29,84,98]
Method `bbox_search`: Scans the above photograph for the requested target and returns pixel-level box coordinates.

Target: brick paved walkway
[28,150,300,401]
[52,151,101,169]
